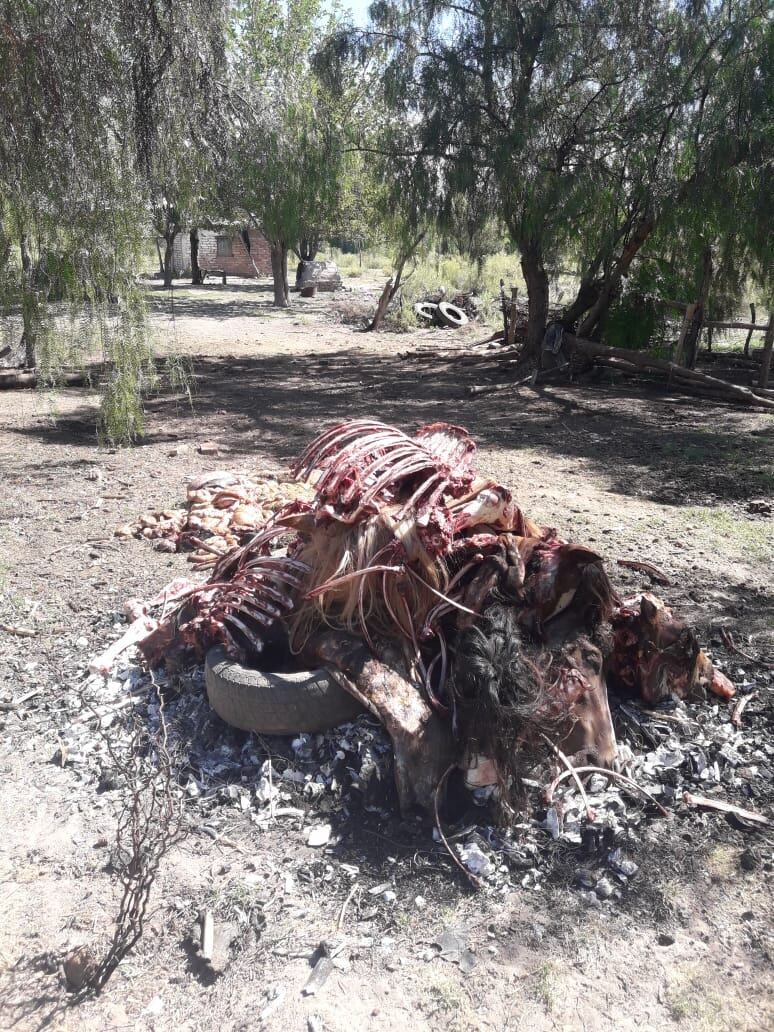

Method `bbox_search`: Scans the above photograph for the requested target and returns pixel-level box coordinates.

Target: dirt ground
[1,278,772,1031]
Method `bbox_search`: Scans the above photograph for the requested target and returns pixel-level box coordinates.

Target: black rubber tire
[413,301,438,323]
[436,301,469,328]
[204,646,365,734]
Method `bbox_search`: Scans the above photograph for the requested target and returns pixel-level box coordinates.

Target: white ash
[49,642,772,902]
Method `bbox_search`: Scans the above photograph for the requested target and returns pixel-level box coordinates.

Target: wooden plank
[705,320,765,331]
[759,314,774,389]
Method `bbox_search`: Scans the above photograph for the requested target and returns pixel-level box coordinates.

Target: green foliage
[604,296,667,352]
[349,0,772,346]
[2,0,771,442]
[0,0,227,441]
[222,0,364,302]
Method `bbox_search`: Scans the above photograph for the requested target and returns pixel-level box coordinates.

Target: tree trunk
[368,231,425,331]
[683,245,713,369]
[577,216,655,338]
[298,236,318,263]
[190,227,204,285]
[20,234,36,369]
[759,315,774,390]
[155,238,165,277]
[520,246,549,360]
[369,277,395,332]
[270,243,290,307]
[162,230,176,289]
[675,303,698,367]
[562,276,603,328]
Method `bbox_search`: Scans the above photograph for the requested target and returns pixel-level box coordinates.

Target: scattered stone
[303,947,334,996]
[578,890,600,907]
[62,945,97,991]
[306,824,332,848]
[574,868,596,890]
[203,919,240,976]
[434,927,478,974]
[458,841,494,878]
[740,848,759,871]
[657,932,676,946]
[595,877,614,900]
[608,849,638,879]
[141,996,164,1017]
[197,441,222,455]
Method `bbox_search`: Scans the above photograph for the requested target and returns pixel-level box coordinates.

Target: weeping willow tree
[223,0,359,307]
[604,8,773,361]
[0,0,228,442]
[346,0,771,357]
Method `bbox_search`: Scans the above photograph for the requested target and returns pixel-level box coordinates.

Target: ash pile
[79,419,770,894]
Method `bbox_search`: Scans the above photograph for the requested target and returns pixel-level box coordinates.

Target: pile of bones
[101,419,736,832]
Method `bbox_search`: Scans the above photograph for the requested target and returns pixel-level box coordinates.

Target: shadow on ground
[10,346,771,507]
[145,280,362,322]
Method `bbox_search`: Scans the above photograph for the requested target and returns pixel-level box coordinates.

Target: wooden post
[759,314,774,389]
[499,279,508,341]
[675,303,697,365]
[506,287,519,347]
[684,245,712,368]
[744,303,756,357]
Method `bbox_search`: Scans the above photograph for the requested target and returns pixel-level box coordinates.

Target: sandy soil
[0,278,772,1031]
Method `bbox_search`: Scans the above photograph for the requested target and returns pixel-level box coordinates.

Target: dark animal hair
[571,560,619,630]
[450,604,554,808]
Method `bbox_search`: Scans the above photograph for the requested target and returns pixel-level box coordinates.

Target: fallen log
[760,315,774,389]
[0,369,95,389]
[471,329,506,347]
[468,367,567,397]
[564,334,774,409]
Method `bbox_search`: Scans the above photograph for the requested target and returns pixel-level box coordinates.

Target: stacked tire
[412,300,469,328]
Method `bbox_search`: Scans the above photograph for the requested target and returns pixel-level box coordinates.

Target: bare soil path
[0,279,771,1031]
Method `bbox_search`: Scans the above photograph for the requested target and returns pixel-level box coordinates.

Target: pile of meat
[103,420,734,817]
[114,471,313,568]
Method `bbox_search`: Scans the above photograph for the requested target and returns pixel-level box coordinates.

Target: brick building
[170,227,272,278]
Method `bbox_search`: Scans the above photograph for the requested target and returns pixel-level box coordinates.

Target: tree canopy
[1,0,771,438]
[346,0,772,354]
